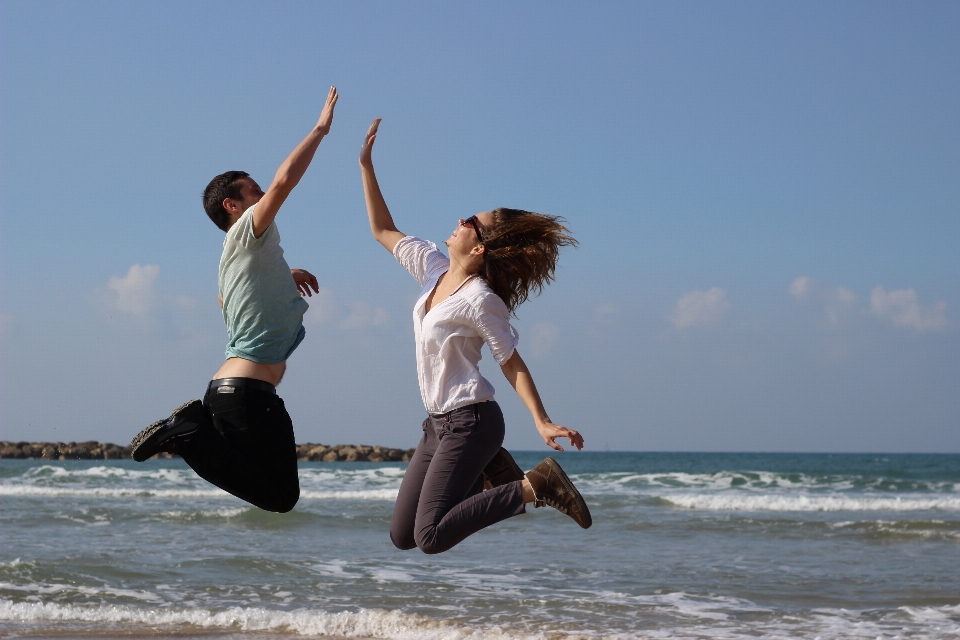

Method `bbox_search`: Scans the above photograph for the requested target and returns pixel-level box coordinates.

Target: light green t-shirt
[218,204,308,364]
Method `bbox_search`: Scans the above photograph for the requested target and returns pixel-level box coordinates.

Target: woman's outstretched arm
[499,350,584,452]
[359,118,405,253]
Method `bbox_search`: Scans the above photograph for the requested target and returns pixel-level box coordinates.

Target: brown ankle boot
[525,457,592,529]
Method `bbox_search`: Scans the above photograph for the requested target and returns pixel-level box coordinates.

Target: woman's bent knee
[390,529,417,551]
[414,528,451,555]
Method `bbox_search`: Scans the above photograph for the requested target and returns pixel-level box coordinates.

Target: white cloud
[669,288,730,329]
[341,301,390,330]
[302,289,390,330]
[98,264,213,343]
[106,264,160,317]
[870,286,948,332]
[789,276,813,300]
[529,322,561,358]
[302,289,340,325]
[824,287,858,324]
[833,287,857,305]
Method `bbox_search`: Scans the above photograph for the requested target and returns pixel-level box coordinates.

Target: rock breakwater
[0,441,415,462]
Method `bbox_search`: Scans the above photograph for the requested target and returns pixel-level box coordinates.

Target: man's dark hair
[203,171,249,231]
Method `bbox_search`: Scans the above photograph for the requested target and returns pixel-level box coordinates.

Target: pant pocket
[440,411,479,439]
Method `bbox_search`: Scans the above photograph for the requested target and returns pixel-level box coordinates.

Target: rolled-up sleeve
[473,292,519,365]
[393,236,448,286]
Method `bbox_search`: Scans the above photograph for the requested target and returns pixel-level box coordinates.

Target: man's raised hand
[316,86,338,136]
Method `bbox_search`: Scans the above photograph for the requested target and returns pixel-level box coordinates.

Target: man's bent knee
[257,487,299,513]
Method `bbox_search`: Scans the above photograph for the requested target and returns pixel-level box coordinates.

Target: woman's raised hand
[536,421,585,452]
[359,118,381,168]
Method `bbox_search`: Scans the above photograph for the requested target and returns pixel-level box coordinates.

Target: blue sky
[1,1,957,452]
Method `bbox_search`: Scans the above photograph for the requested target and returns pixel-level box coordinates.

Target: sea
[1,452,959,639]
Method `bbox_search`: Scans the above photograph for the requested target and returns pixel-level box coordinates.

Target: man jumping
[130,86,339,513]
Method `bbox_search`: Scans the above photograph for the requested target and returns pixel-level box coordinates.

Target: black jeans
[177,380,300,513]
[390,401,525,554]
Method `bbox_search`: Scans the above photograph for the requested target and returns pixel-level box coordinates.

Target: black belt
[209,378,277,395]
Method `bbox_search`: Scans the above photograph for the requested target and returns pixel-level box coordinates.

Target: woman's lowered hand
[536,420,584,452]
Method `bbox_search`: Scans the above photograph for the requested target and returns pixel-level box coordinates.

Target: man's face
[234,178,265,212]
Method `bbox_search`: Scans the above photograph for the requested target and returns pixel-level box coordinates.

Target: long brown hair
[478,208,577,314]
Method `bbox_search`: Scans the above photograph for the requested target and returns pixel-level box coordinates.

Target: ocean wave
[828,519,960,540]
[18,464,197,482]
[0,582,163,603]
[0,486,232,499]
[0,600,518,639]
[575,470,958,495]
[300,489,398,501]
[159,507,251,519]
[661,493,960,511]
[0,486,399,501]
[3,597,959,640]
[1,465,405,497]
[4,464,958,509]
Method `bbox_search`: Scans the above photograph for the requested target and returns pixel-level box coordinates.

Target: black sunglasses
[460,215,485,242]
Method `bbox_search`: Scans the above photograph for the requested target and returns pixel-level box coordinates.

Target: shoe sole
[131,400,201,462]
[131,419,170,462]
[543,456,593,529]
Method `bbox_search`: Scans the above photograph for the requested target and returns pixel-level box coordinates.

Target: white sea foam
[1,464,405,502]
[0,486,399,501]
[299,489,398,501]
[0,559,32,569]
[159,507,250,519]
[575,470,957,495]
[662,493,960,511]
[0,582,163,602]
[3,597,958,640]
[20,464,198,482]
[0,486,232,499]
[828,519,960,539]
[0,600,526,639]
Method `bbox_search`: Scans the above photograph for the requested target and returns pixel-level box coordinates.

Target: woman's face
[446,211,494,251]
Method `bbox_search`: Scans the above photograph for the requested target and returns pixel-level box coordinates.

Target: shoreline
[0,441,415,462]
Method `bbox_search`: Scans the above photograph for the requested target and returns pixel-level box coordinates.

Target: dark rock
[0,440,416,462]
[0,445,24,459]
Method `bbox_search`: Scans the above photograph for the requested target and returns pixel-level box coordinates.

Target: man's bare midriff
[213,357,286,387]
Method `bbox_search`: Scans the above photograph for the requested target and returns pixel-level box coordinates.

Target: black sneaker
[482,447,525,487]
[131,400,206,462]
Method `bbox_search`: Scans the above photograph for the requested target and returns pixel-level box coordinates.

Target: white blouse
[394,236,519,415]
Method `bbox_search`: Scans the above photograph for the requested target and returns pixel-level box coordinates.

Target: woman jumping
[359,119,592,555]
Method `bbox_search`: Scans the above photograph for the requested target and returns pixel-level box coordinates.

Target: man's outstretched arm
[253,86,338,238]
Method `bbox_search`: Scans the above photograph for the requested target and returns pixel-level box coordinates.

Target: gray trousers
[390,401,526,554]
